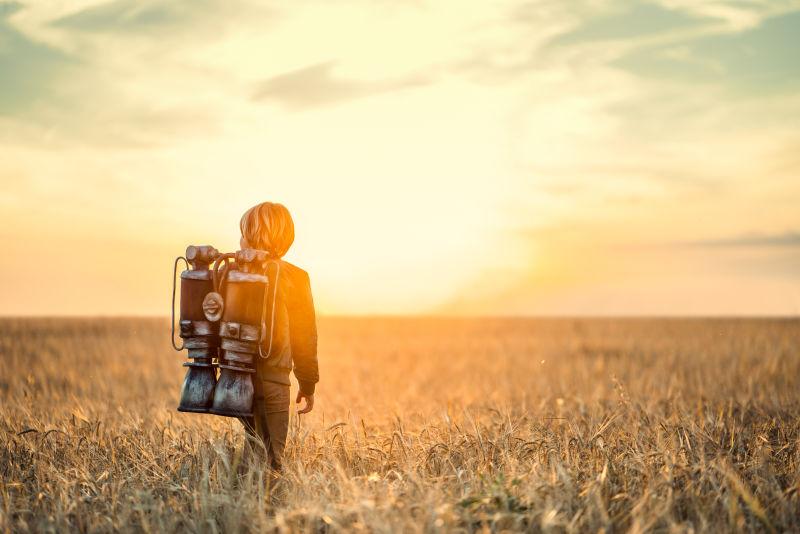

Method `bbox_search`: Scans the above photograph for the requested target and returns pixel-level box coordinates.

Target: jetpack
[171,245,280,418]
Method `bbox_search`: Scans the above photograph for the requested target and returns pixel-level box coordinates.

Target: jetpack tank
[209,248,281,418]
[171,245,221,413]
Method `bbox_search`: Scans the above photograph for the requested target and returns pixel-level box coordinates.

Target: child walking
[237,202,318,471]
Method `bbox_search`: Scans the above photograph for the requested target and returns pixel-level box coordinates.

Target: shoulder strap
[258,260,282,359]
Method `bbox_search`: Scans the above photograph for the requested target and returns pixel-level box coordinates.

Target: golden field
[1,317,798,533]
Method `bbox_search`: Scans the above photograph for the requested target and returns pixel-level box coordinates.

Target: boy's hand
[296,391,314,414]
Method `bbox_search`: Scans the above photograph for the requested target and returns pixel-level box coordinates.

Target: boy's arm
[290,270,319,395]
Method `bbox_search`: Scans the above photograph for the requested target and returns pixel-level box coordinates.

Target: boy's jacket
[256,260,319,395]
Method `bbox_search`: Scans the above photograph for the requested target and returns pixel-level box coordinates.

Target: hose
[212,253,235,294]
[171,256,189,351]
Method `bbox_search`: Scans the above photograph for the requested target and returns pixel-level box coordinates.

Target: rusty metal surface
[174,245,285,418]
[202,292,224,322]
[180,270,213,281]
[187,348,215,359]
[184,337,216,350]
[227,270,268,283]
[235,248,270,265]
[179,319,218,337]
[174,244,229,415]
[207,249,275,417]
[190,320,217,337]
[185,245,219,266]
[218,363,256,372]
[210,368,255,417]
[177,365,217,413]
[182,361,216,368]
[220,338,258,354]
[222,350,254,364]
[220,321,260,341]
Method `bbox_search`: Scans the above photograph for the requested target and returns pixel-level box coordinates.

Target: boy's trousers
[239,379,290,471]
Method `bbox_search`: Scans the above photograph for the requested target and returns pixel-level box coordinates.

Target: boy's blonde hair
[239,202,295,258]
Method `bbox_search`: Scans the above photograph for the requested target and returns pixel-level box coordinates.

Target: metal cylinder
[176,245,220,413]
[209,269,268,418]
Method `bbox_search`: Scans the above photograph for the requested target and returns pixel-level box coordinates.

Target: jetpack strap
[258,260,282,360]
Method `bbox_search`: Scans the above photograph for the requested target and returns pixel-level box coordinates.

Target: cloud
[252,61,432,110]
[51,0,250,36]
[0,0,234,147]
[675,231,800,248]
[664,231,800,282]
[532,1,800,97]
[551,2,712,45]
[613,10,800,94]
[0,2,78,117]
[53,0,190,32]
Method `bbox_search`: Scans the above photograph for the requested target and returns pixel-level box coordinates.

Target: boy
[238,202,318,471]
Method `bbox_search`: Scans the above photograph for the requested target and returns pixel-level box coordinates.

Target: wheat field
[0,317,798,533]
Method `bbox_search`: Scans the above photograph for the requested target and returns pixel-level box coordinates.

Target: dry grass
[1,317,799,532]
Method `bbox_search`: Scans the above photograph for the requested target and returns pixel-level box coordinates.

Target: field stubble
[0,317,798,532]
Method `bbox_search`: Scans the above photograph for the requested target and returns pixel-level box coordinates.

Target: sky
[0,0,798,316]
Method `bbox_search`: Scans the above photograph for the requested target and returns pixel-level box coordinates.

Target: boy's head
[239,202,295,258]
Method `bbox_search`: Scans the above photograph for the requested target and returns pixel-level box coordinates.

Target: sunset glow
[1,0,798,315]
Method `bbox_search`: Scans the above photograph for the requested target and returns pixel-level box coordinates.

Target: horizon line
[1,313,797,320]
